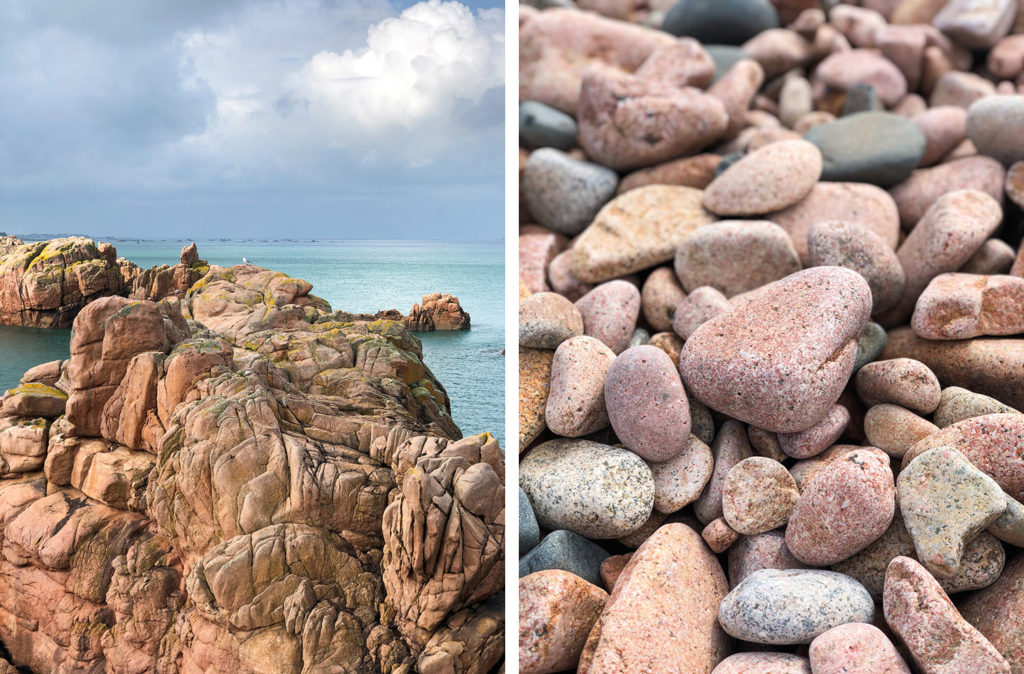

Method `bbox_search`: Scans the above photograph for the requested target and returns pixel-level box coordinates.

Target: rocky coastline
[0,239,502,672]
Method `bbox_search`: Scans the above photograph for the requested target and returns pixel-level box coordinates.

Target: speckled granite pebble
[545,336,615,437]
[728,529,806,588]
[520,570,609,674]
[599,554,631,592]
[961,238,1016,275]
[547,249,593,302]
[789,444,861,491]
[519,529,611,587]
[786,447,896,565]
[605,345,690,462]
[703,517,740,553]
[864,404,938,458]
[807,220,906,314]
[912,273,1024,340]
[718,569,874,645]
[579,523,730,673]
[809,622,911,674]
[814,49,908,106]
[712,652,811,673]
[722,456,800,535]
[519,291,584,348]
[672,285,731,339]
[883,556,1011,673]
[649,434,713,514]
[898,446,1006,578]
[855,358,941,415]
[747,424,786,462]
[989,493,1024,546]
[520,347,553,453]
[575,280,641,355]
[889,156,1005,230]
[681,267,871,433]
[640,266,685,332]
[854,322,887,372]
[695,420,753,524]
[689,396,716,446]
[617,509,667,549]
[647,331,684,367]
[521,488,540,554]
[520,438,655,539]
[703,139,822,216]
[523,148,618,237]
[778,404,850,459]
[960,553,1024,673]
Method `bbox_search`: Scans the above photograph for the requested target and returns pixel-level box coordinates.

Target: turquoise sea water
[0,239,504,444]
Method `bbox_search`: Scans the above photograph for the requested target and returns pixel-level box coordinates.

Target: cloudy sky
[0,0,504,239]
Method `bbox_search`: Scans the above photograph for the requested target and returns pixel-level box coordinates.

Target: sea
[0,239,505,445]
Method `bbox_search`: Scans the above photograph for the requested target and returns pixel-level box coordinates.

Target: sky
[0,0,505,240]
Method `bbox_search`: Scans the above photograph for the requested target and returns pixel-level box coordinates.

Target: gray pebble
[853,322,887,372]
[629,328,650,348]
[518,529,611,587]
[520,487,540,553]
[805,112,925,186]
[520,100,578,151]
[523,148,618,237]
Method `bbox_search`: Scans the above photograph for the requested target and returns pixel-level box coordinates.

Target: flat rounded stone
[571,185,717,283]
[960,553,1024,673]
[521,488,541,553]
[934,0,1016,49]
[547,249,593,302]
[575,281,641,355]
[640,267,685,332]
[789,444,861,491]
[961,238,1016,275]
[520,347,553,453]
[768,182,899,266]
[520,570,608,674]
[786,447,896,565]
[673,220,801,297]
[864,404,938,458]
[695,420,753,524]
[968,94,1024,166]
[648,434,713,514]
[934,386,1021,428]
[743,29,812,80]
[604,345,691,462]
[814,49,908,106]
[913,106,968,166]
[703,140,822,216]
[728,529,806,588]
[855,358,941,415]
[722,457,800,535]
[520,100,579,151]
[520,529,611,587]
[778,404,850,460]
[672,286,730,339]
[680,267,871,434]
[748,424,786,462]
[807,220,906,314]
[618,154,721,195]
[579,523,730,672]
[718,569,875,645]
[523,148,619,237]
[546,336,616,437]
[854,321,888,372]
[805,112,925,186]
[520,438,655,539]
[930,70,997,109]
[713,653,811,673]
[912,273,1024,340]
[889,156,1005,230]
[898,446,1007,578]
[809,623,911,674]
[883,556,1011,673]
[702,517,740,553]
[519,292,584,349]
[662,0,779,44]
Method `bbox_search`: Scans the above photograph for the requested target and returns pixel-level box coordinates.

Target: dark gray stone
[518,529,611,586]
[662,0,779,45]
[853,322,887,372]
[704,45,748,83]
[520,100,579,151]
[522,148,619,237]
[804,112,926,186]
[841,84,883,116]
[520,487,541,553]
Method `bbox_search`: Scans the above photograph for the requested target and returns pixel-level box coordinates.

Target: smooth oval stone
[547,249,593,302]
[883,556,1011,673]
[521,488,541,553]
[520,100,579,151]
[604,345,691,462]
[912,273,1024,340]
[519,529,611,587]
[662,0,779,44]
[703,140,822,216]
[575,281,641,355]
[786,447,896,565]
[618,154,721,195]
[814,49,908,106]
[889,156,1005,230]
[673,220,801,297]
[579,523,730,672]
[864,404,938,458]
[702,517,740,553]
[744,29,812,81]
[672,286,730,339]
[722,456,799,535]
[648,331,684,368]
[934,386,1021,428]
[968,94,1024,165]
[883,187,1004,326]
[519,292,584,349]
[778,404,850,459]
[695,420,753,524]
[571,185,718,283]
[961,239,1016,275]
[523,148,619,237]
[520,570,608,674]
[520,439,655,539]
[680,267,871,433]
[649,434,713,514]
[807,220,906,314]
[855,358,941,415]
[901,412,1024,501]
[809,623,911,674]
[546,336,616,437]
[520,347,553,452]
[960,553,1024,673]
[713,653,811,673]
[913,106,968,166]
[719,569,875,645]
[788,445,861,491]
[728,529,806,588]
[853,322,887,372]
[640,267,686,332]
[805,112,926,186]
[768,182,899,266]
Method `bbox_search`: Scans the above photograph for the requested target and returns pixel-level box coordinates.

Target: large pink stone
[520,570,608,674]
[960,553,1024,673]
[912,273,1024,340]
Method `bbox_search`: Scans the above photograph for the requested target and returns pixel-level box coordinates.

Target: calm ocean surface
[0,239,505,444]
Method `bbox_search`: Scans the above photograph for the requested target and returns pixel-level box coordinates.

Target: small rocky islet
[0,236,500,672]
[519,0,1024,671]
